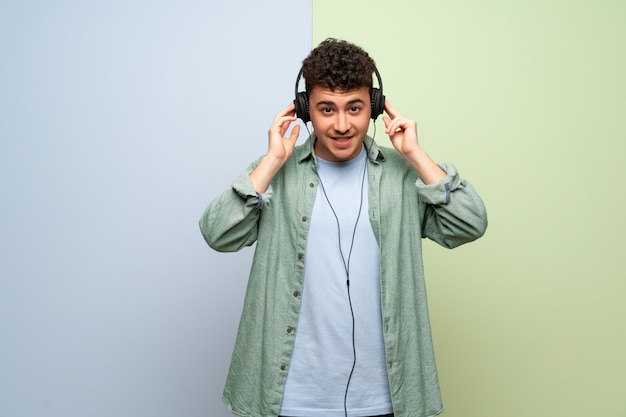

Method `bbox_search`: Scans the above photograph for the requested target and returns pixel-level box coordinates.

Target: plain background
[0,1,310,416]
[312,0,626,416]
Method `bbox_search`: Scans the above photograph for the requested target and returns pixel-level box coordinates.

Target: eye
[350,105,362,113]
[322,107,333,113]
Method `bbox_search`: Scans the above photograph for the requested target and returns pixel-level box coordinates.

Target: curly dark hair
[301,38,376,94]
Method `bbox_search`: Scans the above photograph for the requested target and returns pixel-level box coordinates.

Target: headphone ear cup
[294,92,311,123]
[370,88,385,120]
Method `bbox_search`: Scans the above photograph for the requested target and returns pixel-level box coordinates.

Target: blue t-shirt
[279,145,393,417]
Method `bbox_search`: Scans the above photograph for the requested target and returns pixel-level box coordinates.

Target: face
[309,85,371,162]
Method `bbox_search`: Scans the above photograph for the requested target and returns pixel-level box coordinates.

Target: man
[200,38,487,417]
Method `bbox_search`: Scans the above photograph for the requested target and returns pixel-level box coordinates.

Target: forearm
[403,145,446,185]
[249,154,285,194]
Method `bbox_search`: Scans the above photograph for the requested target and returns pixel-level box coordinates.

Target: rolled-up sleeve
[416,162,488,248]
[199,166,273,252]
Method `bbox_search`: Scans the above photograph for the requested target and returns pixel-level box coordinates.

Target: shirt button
[297,254,303,260]
[293,291,299,297]
[309,182,314,187]
[287,327,293,334]
[280,365,286,371]
[301,216,307,222]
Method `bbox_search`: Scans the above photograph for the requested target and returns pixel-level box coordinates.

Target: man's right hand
[266,102,301,163]
[249,102,301,194]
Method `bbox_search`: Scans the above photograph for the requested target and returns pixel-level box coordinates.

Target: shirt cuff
[415,162,461,205]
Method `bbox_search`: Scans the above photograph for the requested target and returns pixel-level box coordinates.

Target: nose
[333,111,349,134]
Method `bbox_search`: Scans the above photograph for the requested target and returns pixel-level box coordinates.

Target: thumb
[288,125,301,142]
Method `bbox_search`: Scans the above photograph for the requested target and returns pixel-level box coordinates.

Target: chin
[333,148,361,161]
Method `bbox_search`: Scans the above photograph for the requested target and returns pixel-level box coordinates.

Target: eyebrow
[315,98,367,107]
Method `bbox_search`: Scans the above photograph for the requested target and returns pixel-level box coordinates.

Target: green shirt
[200,136,487,417]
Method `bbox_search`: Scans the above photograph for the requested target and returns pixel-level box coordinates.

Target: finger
[288,125,301,142]
[277,116,297,136]
[387,115,414,131]
[269,116,294,137]
[384,100,398,119]
[273,103,297,124]
[284,101,296,116]
[385,118,405,135]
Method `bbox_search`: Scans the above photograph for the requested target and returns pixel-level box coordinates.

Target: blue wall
[0,1,311,416]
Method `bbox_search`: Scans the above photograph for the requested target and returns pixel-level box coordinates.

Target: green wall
[313,1,626,416]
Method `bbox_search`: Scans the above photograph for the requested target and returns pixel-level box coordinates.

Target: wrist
[250,154,285,194]
[404,146,446,185]
[262,153,288,171]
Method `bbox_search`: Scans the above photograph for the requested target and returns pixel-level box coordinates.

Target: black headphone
[294,67,385,123]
